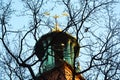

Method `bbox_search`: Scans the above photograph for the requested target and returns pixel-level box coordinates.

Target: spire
[52,23,62,32]
[44,12,69,32]
[52,15,62,32]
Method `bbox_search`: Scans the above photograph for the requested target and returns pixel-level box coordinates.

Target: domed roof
[34,31,80,61]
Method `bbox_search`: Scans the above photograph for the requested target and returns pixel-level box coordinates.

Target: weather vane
[44,12,69,31]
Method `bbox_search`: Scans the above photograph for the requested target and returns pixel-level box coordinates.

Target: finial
[52,14,62,32]
[53,14,59,19]
[62,12,69,16]
[44,12,69,32]
[44,12,50,16]
[52,23,62,32]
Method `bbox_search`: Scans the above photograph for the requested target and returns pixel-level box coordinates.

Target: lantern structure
[34,15,85,79]
[36,32,79,68]
[34,29,85,80]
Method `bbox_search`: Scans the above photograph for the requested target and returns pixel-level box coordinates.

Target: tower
[34,29,85,80]
[34,14,85,80]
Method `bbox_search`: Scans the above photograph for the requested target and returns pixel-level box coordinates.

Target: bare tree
[0,0,45,79]
[58,0,120,80]
[0,0,120,80]
[61,0,120,80]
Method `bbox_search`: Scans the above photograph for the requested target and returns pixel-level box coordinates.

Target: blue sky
[9,0,120,31]
[8,0,120,70]
[1,0,120,79]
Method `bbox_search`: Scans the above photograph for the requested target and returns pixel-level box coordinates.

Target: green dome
[34,31,80,73]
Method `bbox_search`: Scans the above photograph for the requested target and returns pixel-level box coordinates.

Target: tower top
[52,14,62,32]
[52,23,62,32]
[44,12,69,32]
